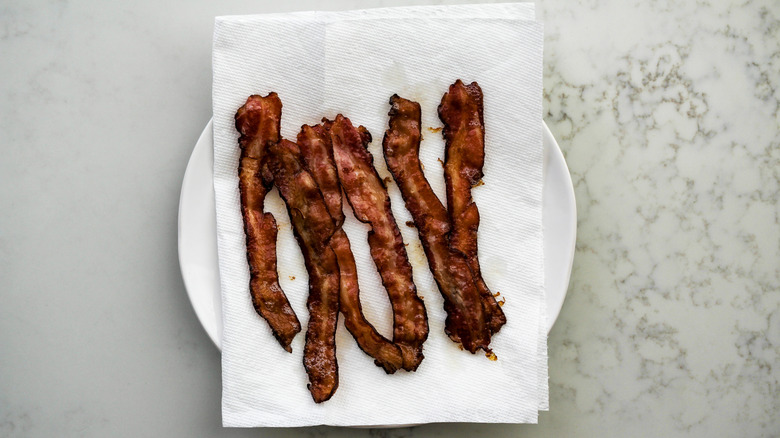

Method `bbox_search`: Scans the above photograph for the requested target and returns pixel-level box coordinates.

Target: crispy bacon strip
[298,123,345,227]
[382,95,492,352]
[439,80,506,334]
[235,94,301,352]
[266,139,340,403]
[298,124,404,373]
[330,115,429,370]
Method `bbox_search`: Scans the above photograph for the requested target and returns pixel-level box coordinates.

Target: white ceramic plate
[178,120,576,349]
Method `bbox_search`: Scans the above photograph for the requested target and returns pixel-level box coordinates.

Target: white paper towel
[213,4,546,427]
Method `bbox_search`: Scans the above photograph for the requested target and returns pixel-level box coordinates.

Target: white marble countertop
[1,0,777,436]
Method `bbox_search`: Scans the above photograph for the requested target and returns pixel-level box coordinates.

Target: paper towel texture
[213,4,545,427]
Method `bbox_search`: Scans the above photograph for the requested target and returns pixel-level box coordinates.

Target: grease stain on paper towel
[381,61,408,89]
[405,242,428,277]
[381,61,430,102]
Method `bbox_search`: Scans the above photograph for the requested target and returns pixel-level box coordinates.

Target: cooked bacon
[330,115,429,370]
[298,124,404,373]
[235,94,301,352]
[298,123,344,227]
[438,80,483,257]
[438,80,506,334]
[382,95,491,352]
[331,230,406,372]
[266,139,340,403]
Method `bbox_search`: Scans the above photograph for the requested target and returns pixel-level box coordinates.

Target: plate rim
[542,122,577,334]
[178,120,576,350]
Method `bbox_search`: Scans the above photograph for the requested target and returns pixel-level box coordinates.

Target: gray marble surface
[1,0,777,437]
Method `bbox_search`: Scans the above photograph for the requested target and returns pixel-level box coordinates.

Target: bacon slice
[330,115,429,370]
[297,123,345,227]
[438,80,506,334]
[298,124,404,373]
[266,139,340,403]
[382,95,492,352]
[235,94,301,352]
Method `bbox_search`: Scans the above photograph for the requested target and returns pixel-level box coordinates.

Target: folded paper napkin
[212,3,546,427]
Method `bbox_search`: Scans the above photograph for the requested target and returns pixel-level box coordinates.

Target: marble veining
[0,0,777,437]
[538,0,780,436]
